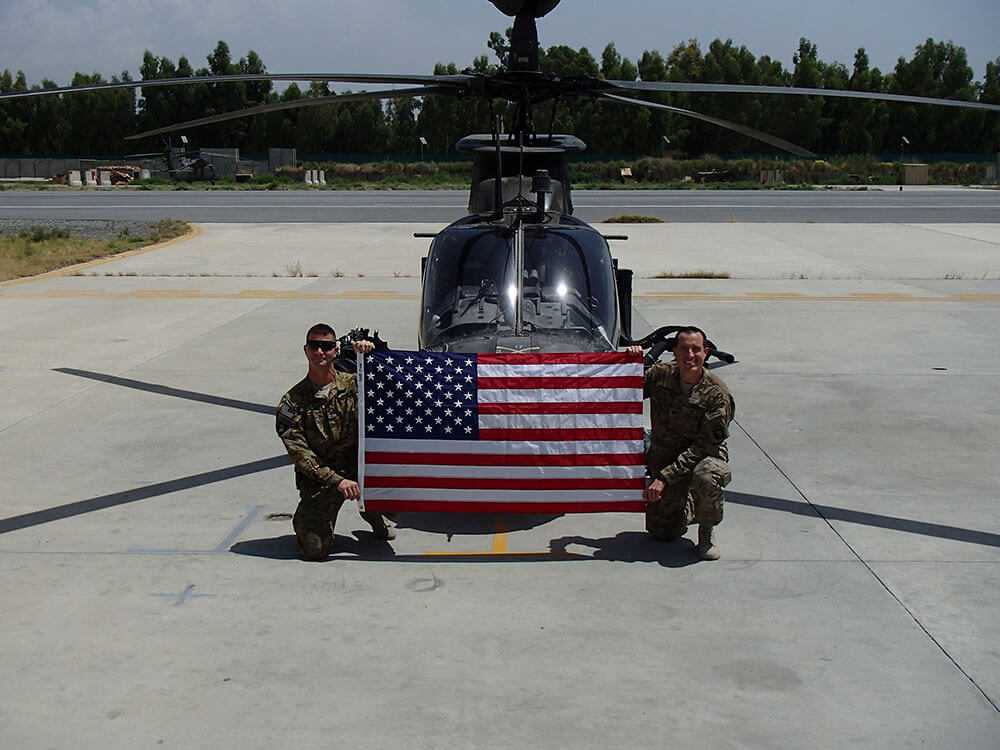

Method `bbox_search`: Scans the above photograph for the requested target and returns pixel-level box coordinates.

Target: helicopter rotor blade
[125,85,457,141]
[596,91,818,158]
[600,79,1000,113]
[0,72,476,101]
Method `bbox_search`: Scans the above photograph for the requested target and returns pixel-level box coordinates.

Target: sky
[2,0,998,89]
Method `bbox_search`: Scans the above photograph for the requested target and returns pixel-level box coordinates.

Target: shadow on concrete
[230,533,397,561]
[728,491,1000,548]
[0,456,288,535]
[231,530,699,566]
[548,531,700,567]
[54,367,273,414]
[18,368,998,552]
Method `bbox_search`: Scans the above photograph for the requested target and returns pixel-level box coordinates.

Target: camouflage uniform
[275,371,387,558]
[644,361,735,540]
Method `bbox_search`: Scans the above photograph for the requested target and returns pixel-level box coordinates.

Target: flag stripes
[360,349,646,514]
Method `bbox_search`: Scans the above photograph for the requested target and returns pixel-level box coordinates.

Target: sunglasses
[306,340,337,352]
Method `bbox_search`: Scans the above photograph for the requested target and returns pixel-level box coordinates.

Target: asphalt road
[2,186,999,224]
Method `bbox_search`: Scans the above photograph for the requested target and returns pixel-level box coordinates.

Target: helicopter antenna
[512,135,527,335]
[546,97,558,143]
[491,111,504,222]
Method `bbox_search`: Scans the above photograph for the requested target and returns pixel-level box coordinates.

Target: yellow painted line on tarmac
[422,515,578,557]
[2,289,420,300]
[128,289,202,298]
[419,551,578,558]
[39,289,106,297]
[3,286,995,304]
[957,294,1000,302]
[493,516,508,553]
[0,223,202,287]
[635,292,997,303]
[238,290,305,298]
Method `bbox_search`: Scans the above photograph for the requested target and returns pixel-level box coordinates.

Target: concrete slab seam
[732,417,1000,715]
[126,505,265,555]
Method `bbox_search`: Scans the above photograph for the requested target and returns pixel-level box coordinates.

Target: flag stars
[366,351,479,440]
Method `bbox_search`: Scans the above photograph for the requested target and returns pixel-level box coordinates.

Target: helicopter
[125,136,238,183]
[3,0,999,363]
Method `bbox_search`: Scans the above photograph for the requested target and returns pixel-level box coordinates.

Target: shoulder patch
[276,402,298,436]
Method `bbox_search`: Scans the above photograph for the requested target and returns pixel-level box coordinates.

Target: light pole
[899,135,909,191]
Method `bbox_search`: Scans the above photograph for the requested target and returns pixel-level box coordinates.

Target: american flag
[359,349,646,514]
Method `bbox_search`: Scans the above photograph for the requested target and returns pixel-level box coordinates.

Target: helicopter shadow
[548,531,700,568]
[25,368,1000,556]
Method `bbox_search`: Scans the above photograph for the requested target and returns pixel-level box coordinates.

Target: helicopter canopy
[420,216,620,353]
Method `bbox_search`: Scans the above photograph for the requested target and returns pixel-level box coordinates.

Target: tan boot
[366,514,397,540]
[697,524,720,560]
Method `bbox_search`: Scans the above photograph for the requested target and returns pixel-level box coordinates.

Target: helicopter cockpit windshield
[420,217,620,352]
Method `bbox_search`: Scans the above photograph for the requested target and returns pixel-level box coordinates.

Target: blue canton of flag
[363,350,479,441]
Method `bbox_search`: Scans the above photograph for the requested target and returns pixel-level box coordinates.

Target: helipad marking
[150,584,216,606]
[127,505,264,555]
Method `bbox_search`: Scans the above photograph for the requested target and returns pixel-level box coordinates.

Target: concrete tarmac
[1,220,998,748]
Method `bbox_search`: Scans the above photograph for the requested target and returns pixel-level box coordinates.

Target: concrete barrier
[68,170,83,187]
[83,169,97,186]
[761,169,784,185]
[318,170,326,185]
[99,170,112,186]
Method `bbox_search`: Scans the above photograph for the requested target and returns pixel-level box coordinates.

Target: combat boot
[366,513,397,540]
[696,524,720,560]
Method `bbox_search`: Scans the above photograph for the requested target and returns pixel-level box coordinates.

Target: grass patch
[0,219,188,281]
[653,270,731,279]
[603,215,664,224]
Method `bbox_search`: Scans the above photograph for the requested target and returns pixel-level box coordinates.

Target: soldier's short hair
[306,323,336,340]
[673,326,707,348]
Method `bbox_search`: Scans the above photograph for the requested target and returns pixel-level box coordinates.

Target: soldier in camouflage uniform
[276,323,396,560]
[627,326,734,560]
